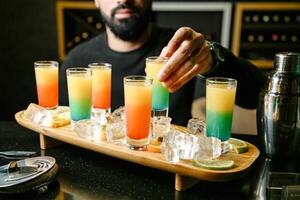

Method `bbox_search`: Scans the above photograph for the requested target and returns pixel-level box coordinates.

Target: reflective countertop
[0,121,299,200]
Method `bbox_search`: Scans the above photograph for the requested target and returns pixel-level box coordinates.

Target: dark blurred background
[0,0,58,120]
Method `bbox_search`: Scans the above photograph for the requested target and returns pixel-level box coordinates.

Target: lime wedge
[228,138,249,154]
[193,159,234,170]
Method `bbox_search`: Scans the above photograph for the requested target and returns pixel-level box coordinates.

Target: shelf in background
[232,2,300,69]
[240,43,300,49]
[249,60,274,69]
[242,24,300,30]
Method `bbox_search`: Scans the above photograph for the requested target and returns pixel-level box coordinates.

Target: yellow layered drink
[206,78,237,141]
[67,68,92,124]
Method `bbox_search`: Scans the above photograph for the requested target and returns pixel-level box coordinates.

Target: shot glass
[124,75,153,150]
[206,77,237,152]
[67,68,92,127]
[145,56,169,117]
[34,61,59,109]
[89,63,112,125]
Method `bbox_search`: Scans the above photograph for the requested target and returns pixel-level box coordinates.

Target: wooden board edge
[15,110,260,183]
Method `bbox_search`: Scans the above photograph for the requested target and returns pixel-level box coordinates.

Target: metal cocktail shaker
[257,52,300,158]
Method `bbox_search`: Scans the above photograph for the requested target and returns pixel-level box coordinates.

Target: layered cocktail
[67,68,92,127]
[206,77,237,143]
[89,63,112,125]
[145,56,169,117]
[124,75,153,150]
[34,61,58,109]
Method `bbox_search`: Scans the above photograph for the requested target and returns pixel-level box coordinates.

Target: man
[60,0,266,126]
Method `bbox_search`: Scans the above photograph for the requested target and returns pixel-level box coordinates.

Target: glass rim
[146,56,169,63]
[206,77,237,85]
[66,67,91,74]
[88,62,112,69]
[124,75,153,83]
[34,60,58,67]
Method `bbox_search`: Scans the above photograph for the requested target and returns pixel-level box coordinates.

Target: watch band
[196,41,225,79]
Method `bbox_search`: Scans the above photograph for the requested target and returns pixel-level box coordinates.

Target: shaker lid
[275,52,300,73]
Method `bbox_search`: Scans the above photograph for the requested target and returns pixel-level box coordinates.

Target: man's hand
[158,27,213,93]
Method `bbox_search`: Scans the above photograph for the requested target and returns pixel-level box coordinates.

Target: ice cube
[111,106,125,122]
[161,128,199,163]
[178,133,199,160]
[23,104,53,127]
[187,118,205,136]
[34,110,53,127]
[161,128,180,163]
[106,121,126,145]
[23,104,70,127]
[91,108,107,126]
[74,119,101,142]
[194,136,222,160]
[162,145,180,164]
[151,116,172,140]
[23,103,45,121]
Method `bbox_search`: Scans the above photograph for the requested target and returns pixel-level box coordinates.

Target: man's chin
[102,13,150,41]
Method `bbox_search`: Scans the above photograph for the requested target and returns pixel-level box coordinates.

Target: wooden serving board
[15,110,259,191]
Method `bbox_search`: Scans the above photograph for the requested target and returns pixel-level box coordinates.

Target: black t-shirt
[60,26,266,126]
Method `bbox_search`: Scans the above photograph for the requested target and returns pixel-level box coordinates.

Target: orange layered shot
[91,64,111,110]
[35,65,58,108]
[124,77,152,149]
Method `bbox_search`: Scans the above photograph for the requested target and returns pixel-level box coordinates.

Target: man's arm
[158,27,267,109]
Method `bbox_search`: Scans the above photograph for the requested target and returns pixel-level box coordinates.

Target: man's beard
[100,3,151,41]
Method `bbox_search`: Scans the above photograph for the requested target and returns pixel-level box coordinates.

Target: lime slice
[228,138,249,154]
[193,159,234,170]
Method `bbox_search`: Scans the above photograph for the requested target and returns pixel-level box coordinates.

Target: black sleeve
[208,44,267,109]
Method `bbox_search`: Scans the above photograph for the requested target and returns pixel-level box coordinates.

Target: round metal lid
[0,156,56,188]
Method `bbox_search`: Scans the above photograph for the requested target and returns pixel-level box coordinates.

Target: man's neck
[105,26,151,52]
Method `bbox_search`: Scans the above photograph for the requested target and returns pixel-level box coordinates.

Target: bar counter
[0,121,299,200]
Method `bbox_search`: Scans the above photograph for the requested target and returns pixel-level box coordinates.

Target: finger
[159,46,169,57]
[158,33,205,81]
[167,48,204,92]
[166,42,212,92]
[196,43,212,74]
[169,63,201,93]
[166,27,192,56]
[158,37,203,82]
[162,59,195,88]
